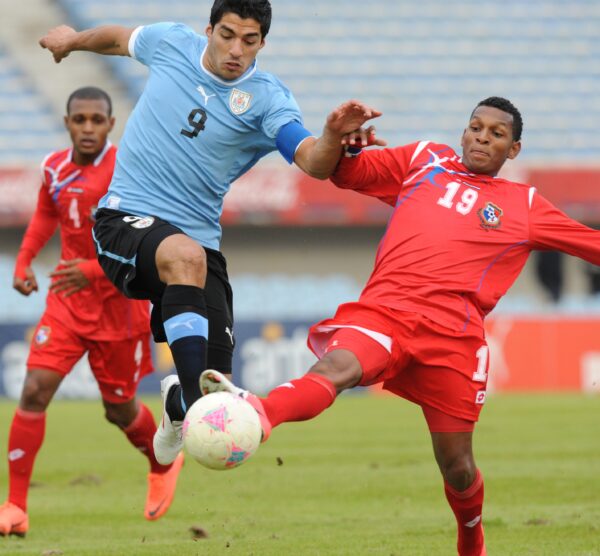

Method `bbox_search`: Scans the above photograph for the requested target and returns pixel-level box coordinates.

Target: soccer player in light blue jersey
[39,0,383,466]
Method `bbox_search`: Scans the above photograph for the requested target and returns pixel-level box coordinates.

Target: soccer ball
[182,392,262,470]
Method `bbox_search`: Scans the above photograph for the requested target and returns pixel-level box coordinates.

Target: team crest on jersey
[34,326,51,346]
[478,202,503,229]
[229,88,252,115]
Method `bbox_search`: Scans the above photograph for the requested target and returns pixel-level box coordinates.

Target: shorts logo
[475,390,487,405]
[229,88,252,115]
[478,202,503,229]
[34,325,51,346]
[123,215,155,229]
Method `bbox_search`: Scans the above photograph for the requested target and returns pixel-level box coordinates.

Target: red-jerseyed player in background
[0,87,184,537]
[201,97,600,556]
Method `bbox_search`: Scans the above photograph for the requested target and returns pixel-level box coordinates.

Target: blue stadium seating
[57,0,600,162]
[0,45,65,165]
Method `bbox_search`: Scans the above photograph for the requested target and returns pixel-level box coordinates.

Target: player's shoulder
[41,147,70,169]
[39,147,71,181]
[408,141,458,164]
[251,68,293,95]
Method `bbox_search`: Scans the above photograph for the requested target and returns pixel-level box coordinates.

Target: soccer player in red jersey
[202,97,600,556]
[0,87,183,537]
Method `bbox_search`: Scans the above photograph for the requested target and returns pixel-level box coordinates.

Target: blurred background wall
[0,0,599,398]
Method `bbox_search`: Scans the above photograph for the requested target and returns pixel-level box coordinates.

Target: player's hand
[49,259,90,297]
[341,125,387,148]
[13,267,38,296]
[324,100,383,139]
[39,25,77,63]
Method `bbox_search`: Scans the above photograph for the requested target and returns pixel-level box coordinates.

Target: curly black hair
[475,97,523,141]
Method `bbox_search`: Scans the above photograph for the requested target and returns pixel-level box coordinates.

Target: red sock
[444,469,485,556]
[7,409,46,512]
[260,373,337,428]
[123,402,170,474]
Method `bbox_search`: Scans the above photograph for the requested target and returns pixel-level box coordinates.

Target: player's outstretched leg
[200,370,272,441]
[0,502,29,537]
[153,375,185,465]
[145,452,184,521]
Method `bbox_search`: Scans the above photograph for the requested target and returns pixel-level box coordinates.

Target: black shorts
[93,208,235,372]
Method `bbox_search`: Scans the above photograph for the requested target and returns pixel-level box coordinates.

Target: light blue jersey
[99,22,307,249]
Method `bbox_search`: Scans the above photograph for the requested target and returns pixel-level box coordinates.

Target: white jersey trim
[314,324,392,353]
[128,26,144,58]
[528,186,536,209]
[199,45,257,86]
[93,141,113,167]
[410,141,430,165]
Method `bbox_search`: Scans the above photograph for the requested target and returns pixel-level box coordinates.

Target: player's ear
[205,24,213,39]
[108,116,116,133]
[508,140,521,160]
[63,115,69,129]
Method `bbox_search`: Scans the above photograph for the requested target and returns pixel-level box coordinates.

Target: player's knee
[103,404,130,429]
[309,352,362,392]
[440,454,477,491]
[157,237,207,285]
[20,377,53,411]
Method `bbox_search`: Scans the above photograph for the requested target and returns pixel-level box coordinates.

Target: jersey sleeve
[260,86,305,141]
[129,22,177,65]
[330,143,419,206]
[14,180,59,279]
[529,191,600,265]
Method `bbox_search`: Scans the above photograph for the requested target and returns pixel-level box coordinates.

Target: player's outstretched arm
[294,100,384,180]
[39,25,134,63]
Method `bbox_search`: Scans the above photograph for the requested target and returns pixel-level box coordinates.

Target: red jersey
[15,143,150,341]
[332,141,600,333]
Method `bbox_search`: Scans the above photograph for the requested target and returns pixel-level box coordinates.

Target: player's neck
[71,145,105,166]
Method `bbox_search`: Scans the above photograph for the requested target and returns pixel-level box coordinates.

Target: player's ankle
[165,383,185,421]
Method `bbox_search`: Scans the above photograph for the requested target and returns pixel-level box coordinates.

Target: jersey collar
[68,140,112,167]
[199,45,257,87]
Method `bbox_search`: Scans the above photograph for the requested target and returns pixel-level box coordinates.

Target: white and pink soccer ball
[183,392,261,470]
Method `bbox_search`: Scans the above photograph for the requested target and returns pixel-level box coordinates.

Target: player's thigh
[86,333,153,404]
[389,319,489,422]
[93,208,183,300]
[315,327,392,389]
[27,314,87,375]
[204,248,235,373]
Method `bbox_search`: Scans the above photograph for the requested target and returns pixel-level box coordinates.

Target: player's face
[65,98,114,165]
[461,106,521,176]
[204,13,265,80]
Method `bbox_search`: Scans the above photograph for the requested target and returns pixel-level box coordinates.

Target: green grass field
[0,394,598,556]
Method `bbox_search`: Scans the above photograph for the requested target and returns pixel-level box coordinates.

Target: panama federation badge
[34,325,51,346]
[229,88,252,115]
[478,201,503,229]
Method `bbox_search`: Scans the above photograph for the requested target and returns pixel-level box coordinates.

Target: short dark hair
[210,0,272,38]
[474,96,523,142]
[66,86,112,117]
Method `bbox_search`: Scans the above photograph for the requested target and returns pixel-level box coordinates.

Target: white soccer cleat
[153,374,184,465]
[199,370,272,442]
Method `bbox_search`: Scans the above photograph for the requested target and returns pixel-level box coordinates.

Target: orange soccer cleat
[0,501,29,537]
[144,452,185,521]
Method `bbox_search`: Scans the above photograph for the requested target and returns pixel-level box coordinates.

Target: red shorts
[27,312,153,403]
[308,302,489,426]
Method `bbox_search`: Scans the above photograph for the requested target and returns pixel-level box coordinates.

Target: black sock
[161,284,208,419]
